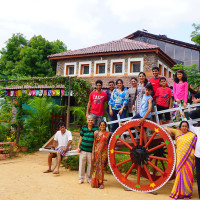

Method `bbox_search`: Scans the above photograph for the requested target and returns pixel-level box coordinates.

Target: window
[64,62,76,76]
[110,59,124,76]
[94,61,107,76]
[159,64,162,75]
[82,65,89,74]
[78,61,91,76]
[128,58,143,75]
[130,61,140,73]
[114,63,122,73]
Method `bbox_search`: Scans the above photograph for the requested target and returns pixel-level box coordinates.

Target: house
[48,38,176,88]
[125,30,200,69]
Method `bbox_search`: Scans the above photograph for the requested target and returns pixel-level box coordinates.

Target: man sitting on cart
[43,122,72,174]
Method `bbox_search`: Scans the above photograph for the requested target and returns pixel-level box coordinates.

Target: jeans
[110,109,127,133]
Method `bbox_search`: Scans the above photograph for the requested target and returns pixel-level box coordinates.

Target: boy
[132,83,153,144]
[43,122,72,174]
[155,77,173,124]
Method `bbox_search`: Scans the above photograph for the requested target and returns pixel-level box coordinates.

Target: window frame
[78,61,92,76]
[110,59,125,76]
[64,62,76,76]
[128,58,144,75]
[94,60,107,76]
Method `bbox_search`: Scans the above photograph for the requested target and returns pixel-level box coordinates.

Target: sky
[0,0,200,51]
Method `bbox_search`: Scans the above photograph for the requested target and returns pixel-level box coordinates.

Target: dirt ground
[0,151,199,200]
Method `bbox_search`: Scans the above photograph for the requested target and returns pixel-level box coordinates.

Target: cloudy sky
[0,0,199,51]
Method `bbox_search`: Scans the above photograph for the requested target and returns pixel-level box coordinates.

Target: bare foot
[53,171,59,174]
[99,185,104,189]
[43,169,52,173]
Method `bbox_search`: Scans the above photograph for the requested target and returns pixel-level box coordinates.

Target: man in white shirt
[44,122,72,174]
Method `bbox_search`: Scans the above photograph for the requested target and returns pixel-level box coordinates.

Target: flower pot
[21,146,28,152]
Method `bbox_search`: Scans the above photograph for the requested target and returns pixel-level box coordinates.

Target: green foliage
[172,63,200,88]
[0,98,13,141]
[70,106,86,126]
[0,33,67,78]
[191,23,200,46]
[24,97,53,150]
[62,155,79,171]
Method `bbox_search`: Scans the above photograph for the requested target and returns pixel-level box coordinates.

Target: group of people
[43,66,200,199]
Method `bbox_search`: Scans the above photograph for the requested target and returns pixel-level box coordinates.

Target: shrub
[62,155,79,171]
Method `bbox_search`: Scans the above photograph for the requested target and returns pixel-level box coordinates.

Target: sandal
[99,185,104,189]
[53,171,59,174]
[43,170,52,173]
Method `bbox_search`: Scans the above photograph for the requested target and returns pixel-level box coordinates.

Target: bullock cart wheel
[108,119,176,192]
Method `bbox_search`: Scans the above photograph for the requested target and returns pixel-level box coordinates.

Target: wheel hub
[130,145,149,166]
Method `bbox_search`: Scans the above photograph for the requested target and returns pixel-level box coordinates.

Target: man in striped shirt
[77,115,98,184]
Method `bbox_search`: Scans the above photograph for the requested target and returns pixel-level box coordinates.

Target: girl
[173,70,188,107]
[172,70,188,122]
[133,72,148,114]
[91,121,110,189]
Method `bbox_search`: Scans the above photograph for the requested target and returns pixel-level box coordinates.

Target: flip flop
[43,170,52,173]
[53,171,59,174]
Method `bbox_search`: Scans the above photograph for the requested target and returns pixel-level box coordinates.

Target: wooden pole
[67,77,71,129]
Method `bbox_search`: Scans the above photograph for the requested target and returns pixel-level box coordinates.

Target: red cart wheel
[108,119,176,192]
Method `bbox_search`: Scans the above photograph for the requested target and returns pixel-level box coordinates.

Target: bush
[62,155,79,171]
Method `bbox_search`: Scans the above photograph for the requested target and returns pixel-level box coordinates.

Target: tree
[172,63,200,88]
[0,33,67,78]
[191,23,200,46]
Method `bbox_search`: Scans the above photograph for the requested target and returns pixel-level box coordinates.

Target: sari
[91,131,110,188]
[170,129,197,199]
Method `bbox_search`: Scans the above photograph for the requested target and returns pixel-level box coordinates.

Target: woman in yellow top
[164,121,197,199]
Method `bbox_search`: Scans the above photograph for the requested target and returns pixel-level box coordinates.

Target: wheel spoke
[161,160,166,171]
[127,128,137,146]
[140,125,143,145]
[117,137,133,149]
[145,132,157,148]
[149,155,168,161]
[124,163,135,178]
[114,150,130,155]
[148,143,166,153]
[143,164,153,183]
[137,165,141,184]
[116,158,132,167]
[147,161,164,175]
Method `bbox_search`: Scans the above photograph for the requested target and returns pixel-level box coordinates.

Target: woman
[91,121,110,189]
[108,79,129,133]
[128,77,138,117]
[164,121,197,199]
[133,72,148,114]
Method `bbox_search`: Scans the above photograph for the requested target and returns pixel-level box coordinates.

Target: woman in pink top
[173,70,188,107]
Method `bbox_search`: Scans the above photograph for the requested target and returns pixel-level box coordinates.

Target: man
[189,85,200,123]
[77,115,98,184]
[86,80,108,126]
[43,122,72,174]
[106,81,115,120]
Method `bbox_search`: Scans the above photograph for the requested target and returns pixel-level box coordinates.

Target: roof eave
[48,48,159,61]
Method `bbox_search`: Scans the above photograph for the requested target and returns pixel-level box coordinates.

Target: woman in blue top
[108,79,129,133]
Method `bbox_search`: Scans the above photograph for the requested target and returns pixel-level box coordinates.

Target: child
[173,70,188,122]
[155,77,173,124]
[173,70,188,107]
[132,83,153,144]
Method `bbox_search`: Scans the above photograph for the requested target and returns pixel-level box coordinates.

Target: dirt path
[0,152,199,200]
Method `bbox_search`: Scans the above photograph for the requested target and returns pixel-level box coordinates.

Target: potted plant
[19,138,28,152]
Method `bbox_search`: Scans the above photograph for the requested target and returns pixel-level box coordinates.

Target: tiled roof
[48,38,159,58]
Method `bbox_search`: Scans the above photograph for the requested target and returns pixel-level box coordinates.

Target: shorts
[132,113,150,120]
[157,105,170,121]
